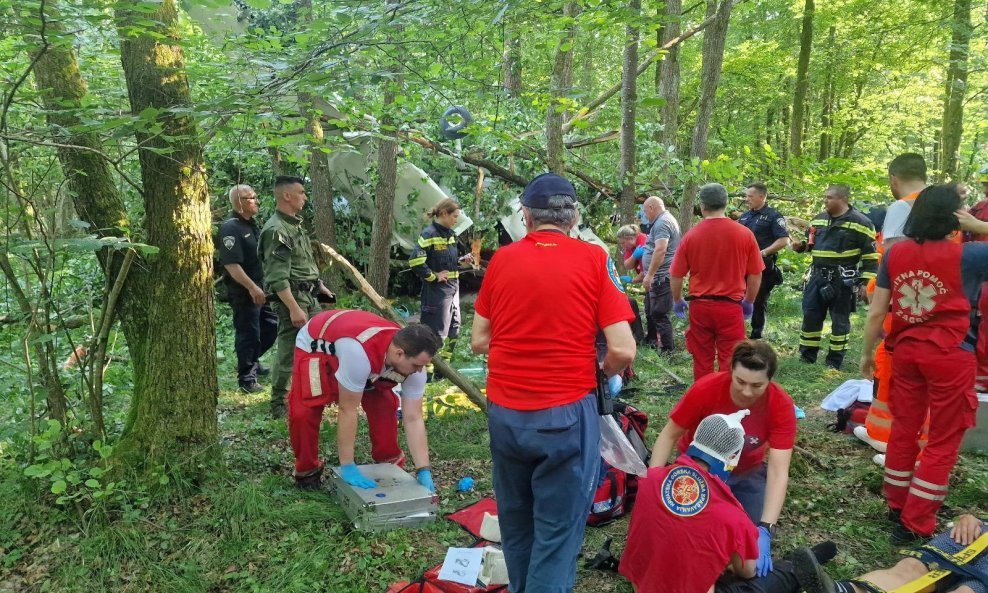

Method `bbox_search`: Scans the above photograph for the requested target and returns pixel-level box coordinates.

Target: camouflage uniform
[258,210,322,416]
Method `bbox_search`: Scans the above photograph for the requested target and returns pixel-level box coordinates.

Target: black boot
[294,466,323,491]
[793,547,837,593]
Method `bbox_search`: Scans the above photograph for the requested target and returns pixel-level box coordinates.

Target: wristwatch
[758,521,778,537]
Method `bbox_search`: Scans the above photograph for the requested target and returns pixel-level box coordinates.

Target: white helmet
[686,410,750,480]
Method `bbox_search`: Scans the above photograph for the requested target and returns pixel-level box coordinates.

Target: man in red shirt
[649,341,797,577]
[671,183,764,380]
[472,172,636,593]
[622,409,820,593]
[287,310,442,492]
[963,166,988,392]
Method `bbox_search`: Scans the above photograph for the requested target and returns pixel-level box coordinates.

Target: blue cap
[521,173,576,208]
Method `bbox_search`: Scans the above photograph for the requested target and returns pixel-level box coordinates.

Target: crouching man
[288,309,442,493]
[620,411,831,593]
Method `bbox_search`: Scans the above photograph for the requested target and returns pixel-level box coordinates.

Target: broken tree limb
[562,5,730,133]
[403,133,528,187]
[314,241,488,413]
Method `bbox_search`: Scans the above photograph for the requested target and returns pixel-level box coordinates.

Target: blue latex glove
[620,275,633,283]
[741,299,754,320]
[340,464,377,489]
[795,405,806,420]
[417,468,435,493]
[631,246,645,260]
[607,374,623,397]
[756,526,774,576]
[673,300,689,319]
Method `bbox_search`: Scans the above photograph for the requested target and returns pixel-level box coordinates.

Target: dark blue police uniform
[217,213,278,390]
[738,205,789,339]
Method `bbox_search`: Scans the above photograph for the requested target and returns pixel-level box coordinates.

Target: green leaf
[641,97,667,108]
[51,480,67,494]
[85,479,100,488]
[243,0,271,9]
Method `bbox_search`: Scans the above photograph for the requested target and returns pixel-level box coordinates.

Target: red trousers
[977,282,988,390]
[685,300,746,381]
[883,340,977,535]
[287,351,404,476]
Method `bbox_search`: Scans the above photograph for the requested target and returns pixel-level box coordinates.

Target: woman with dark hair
[648,340,797,577]
[408,198,473,373]
[860,184,988,542]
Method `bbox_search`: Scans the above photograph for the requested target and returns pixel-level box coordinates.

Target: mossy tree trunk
[546,2,580,175]
[618,0,641,224]
[114,0,218,474]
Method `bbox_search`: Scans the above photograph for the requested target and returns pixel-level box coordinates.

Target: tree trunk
[657,0,682,149]
[618,0,641,224]
[677,0,733,232]
[790,0,814,158]
[115,0,218,473]
[502,26,522,97]
[546,2,581,175]
[367,3,403,296]
[940,0,972,181]
[818,25,836,161]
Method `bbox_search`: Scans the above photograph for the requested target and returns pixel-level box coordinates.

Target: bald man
[641,196,682,352]
[217,184,277,393]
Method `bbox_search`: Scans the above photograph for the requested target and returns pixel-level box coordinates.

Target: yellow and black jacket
[409,222,459,283]
[803,206,878,281]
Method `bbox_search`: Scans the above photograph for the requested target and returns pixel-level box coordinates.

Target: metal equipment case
[327,463,438,531]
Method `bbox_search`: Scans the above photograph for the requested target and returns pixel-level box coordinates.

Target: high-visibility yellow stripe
[417,236,432,248]
[868,416,892,427]
[860,271,876,279]
[801,331,823,338]
[871,399,890,412]
[409,256,427,267]
[839,221,876,239]
[861,253,880,260]
[810,219,829,226]
[800,339,822,347]
[813,249,862,258]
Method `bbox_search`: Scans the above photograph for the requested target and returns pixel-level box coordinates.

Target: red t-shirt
[623,232,648,273]
[619,455,759,593]
[670,218,764,301]
[671,371,797,472]
[475,230,634,410]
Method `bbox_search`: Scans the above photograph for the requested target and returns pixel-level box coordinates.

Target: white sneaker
[853,425,888,453]
[873,453,886,467]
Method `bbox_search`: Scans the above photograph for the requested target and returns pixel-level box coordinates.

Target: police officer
[258,176,335,418]
[738,183,790,340]
[217,184,278,393]
[792,184,877,370]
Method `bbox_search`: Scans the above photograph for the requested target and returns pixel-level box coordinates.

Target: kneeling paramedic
[621,411,830,593]
[288,309,442,492]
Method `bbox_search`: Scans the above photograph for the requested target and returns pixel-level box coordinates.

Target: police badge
[222,235,235,250]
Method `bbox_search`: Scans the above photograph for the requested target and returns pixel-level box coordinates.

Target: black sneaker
[255,364,270,377]
[890,522,924,545]
[294,466,323,490]
[825,361,843,371]
[800,355,816,364]
[239,382,264,394]
[793,547,837,593]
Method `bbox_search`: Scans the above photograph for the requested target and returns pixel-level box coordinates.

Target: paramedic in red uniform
[649,341,797,576]
[861,185,988,542]
[287,309,442,492]
[670,183,764,380]
[472,172,636,593]
[622,410,824,593]
[961,167,988,394]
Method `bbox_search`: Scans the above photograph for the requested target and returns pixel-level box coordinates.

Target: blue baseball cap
[521,173,576,208]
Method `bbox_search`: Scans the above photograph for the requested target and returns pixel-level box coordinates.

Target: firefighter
[793,184,878,370]
[861,185,988,541]
[408,198,473,377]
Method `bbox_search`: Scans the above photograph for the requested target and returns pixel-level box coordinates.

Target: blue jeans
[488,394,600,593]
[727,464,768,523]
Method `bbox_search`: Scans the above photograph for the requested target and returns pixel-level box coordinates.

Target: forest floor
[1,282,986,593]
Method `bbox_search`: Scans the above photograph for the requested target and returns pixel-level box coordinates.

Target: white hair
[228,184,253,209]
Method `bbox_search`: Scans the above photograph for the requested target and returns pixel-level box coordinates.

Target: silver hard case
[327,463,438,532]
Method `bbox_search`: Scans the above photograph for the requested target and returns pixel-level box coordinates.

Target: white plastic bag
[599,414,648,477]
[819,378,873,411]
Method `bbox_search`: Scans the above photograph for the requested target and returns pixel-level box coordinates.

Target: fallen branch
[403,133,527,187]
[314,241,487,413]
[794,445,826,470]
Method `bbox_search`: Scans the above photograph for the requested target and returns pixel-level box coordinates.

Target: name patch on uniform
[606,257,626,293]
[222,235,235,250]
[661,465,709,516]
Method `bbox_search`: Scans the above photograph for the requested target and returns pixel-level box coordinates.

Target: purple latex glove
[741,299,754,320]
[673,300,688,319]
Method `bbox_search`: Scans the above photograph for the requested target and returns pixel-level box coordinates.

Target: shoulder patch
[222,235,235,250]
[776,217,787,229]
[606,257,626,294]
[661,465,710,517]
